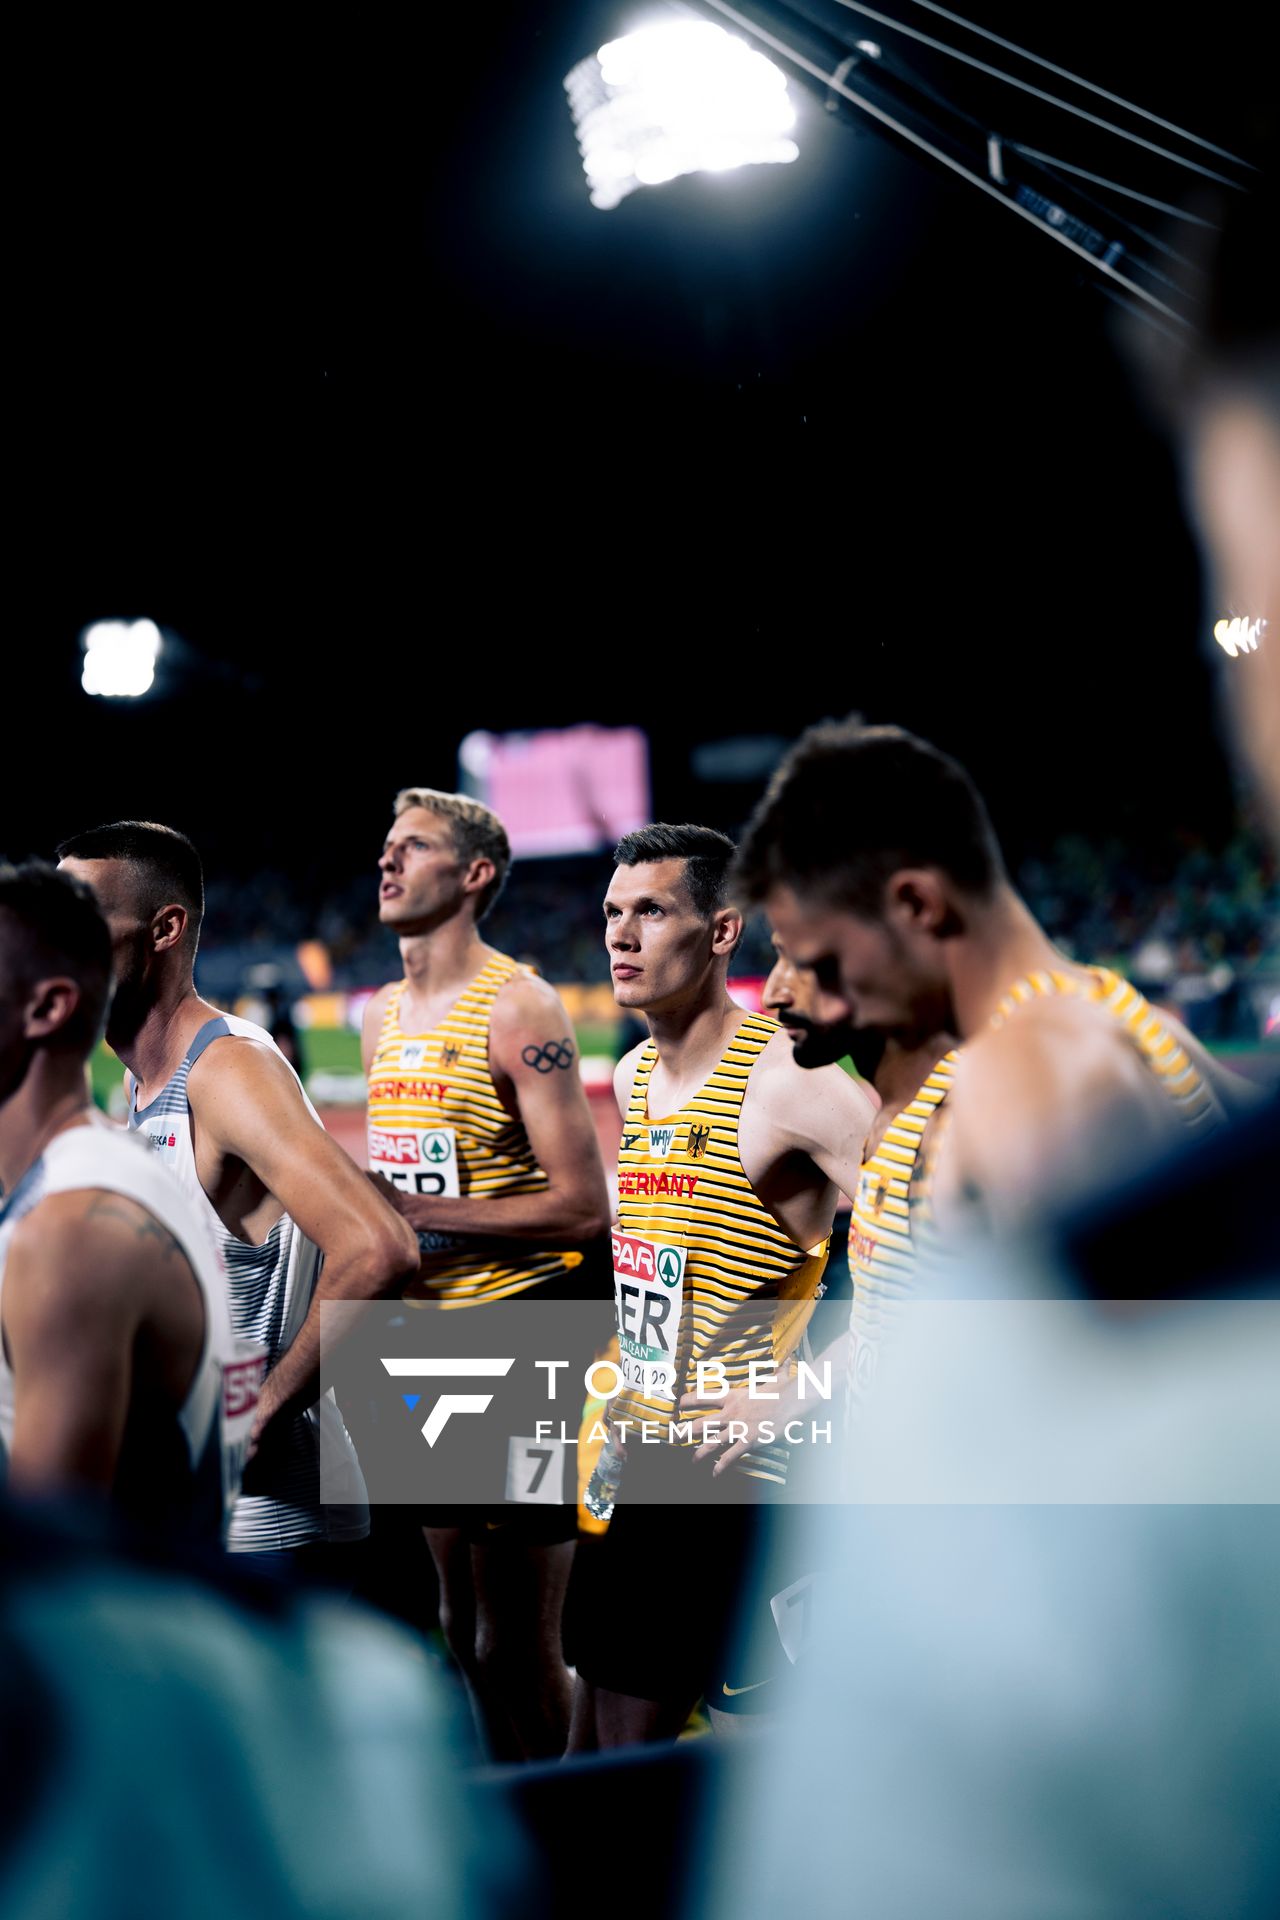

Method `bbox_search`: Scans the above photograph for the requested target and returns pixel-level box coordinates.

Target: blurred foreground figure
[0,864,236,1545]
[694,136,1280,1920]
[734,720,1242,1241]
[58,822,418,1570]
[0,1498,502,1920]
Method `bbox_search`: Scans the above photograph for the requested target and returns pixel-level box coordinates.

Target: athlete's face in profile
[764,883,946,1039]
[603,859,735,1013]
[763,932,856,1069]
[57,857,153,1048]
[378,809,471,930]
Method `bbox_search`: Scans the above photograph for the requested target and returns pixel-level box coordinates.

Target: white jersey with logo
[129,1013,368,1552]
[0,1113,238,1546]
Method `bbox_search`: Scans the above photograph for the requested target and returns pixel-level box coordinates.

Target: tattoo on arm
[520,1037,576,1073]
[84,1195,186,1262]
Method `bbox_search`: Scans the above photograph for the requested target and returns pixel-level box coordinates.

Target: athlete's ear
[462,856,496,907]
[711,907,743,960]
[884,870,953,938]
[150,904,189,954]
[23,975,81,1042]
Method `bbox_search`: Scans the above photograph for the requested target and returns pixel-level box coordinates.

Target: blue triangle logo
[401,1393,421,1411]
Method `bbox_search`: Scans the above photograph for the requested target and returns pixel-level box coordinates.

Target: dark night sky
[8,1,1272,887]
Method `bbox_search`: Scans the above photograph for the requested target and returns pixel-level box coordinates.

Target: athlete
[565,823,876,1750]
[734,721,1244,1239]
[761,930,959,1420]
[364,786,611,1760]
[57,822,418,1572]
[0,863,238,1544]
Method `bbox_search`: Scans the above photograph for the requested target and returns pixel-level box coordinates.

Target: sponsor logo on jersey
[144,1130,178,1152]
[368,1078,450,1103]
[399,1041,429,1069]
[611,1233,687,1286]
[616,1169,699,1199]
[370,1131,422,1166]
[647,1124,676,1157]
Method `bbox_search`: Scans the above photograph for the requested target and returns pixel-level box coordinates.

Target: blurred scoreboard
[458,725,650,857]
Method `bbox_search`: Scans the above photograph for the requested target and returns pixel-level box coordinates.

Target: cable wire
[898,0,1254,168]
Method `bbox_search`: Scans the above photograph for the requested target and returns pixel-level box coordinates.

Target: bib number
[612,1231,686,1408]
[220,1339,267,1527]
[506,1436,568,1505]
[369,1125,461,1198]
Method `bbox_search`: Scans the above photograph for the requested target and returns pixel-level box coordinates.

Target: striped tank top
[612,1013,829,1485]
[366,951,584,1304]
[991,966,1226,1133]
[130,1015,369,1552]
[848,1049,959,1405]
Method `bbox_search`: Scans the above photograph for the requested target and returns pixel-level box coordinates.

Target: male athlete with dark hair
[0,862,237,1542]
[564,823,875,1749]
[58,822,418,1571]
[735,723,1241,1236]
[762,928,959,1419]
[365,786,611,1760]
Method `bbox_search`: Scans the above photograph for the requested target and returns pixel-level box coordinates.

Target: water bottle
[583,1431,627,1522]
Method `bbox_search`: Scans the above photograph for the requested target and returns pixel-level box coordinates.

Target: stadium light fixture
[1213,614,1266,657]
[80,618,163,697]
[564,19,798,210]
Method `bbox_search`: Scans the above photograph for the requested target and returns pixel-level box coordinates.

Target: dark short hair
[612,823,737,918]
[56,820,205,943]
[734,719,1005,914]
[0,861,113,1054]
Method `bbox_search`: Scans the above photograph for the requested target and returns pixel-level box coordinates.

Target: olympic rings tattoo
[521,1038,576,1073]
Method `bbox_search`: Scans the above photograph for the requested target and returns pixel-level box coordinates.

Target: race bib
[221,1338,267,1527]
[612,1230,686,1408]
[369,1123,461,1198]
[505,1435,569,1505]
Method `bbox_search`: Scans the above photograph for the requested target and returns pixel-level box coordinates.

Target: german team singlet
[611,1012,830,1486]
[989,966,1226,1133]
[847,1048,960,1409]
[366,951,584,1304]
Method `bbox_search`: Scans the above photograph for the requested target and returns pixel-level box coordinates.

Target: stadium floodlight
[1213,615,1266,658]
[564,19,798,210]
[80,618,163,697]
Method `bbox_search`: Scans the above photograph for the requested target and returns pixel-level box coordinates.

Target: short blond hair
[393,788,511,921]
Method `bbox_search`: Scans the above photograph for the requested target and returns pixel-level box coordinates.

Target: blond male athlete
[364,787,610,1760]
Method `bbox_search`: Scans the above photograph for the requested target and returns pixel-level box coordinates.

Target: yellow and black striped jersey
[848,1049,959,1403]
[612,1012,829,1484]
[990,966,1226,1134]
[366,951,583,1305]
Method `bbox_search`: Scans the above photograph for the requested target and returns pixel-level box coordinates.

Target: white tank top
[129,1013,368,1551]
[0,1113,238,1546]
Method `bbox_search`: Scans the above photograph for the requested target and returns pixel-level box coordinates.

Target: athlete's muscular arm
[187,1039,419,1439]
[2,1192,177,1494]
[939,1006,1176,1238]
[374,977,611,1246]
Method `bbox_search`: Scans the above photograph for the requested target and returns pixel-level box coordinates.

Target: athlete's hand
[366,1170,431,1225]
[679,1381,794,1477]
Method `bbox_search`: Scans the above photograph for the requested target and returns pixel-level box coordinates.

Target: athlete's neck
[645,978,743,1082]
[113,977,220,1107]
[948,886,1074,1037]
[873,1030,956,1122]
[398,917,493,1008]
[0,1058,92,1195]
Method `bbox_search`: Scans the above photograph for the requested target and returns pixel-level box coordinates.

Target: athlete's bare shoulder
[613,1038,650,1118]
[8,1188,190,1310]
[361,980,401,1071]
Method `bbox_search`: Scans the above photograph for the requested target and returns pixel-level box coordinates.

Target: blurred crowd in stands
[198,826,1280,1044]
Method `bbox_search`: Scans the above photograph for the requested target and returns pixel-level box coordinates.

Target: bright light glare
[564,22,798,211]
[80,618,162,697]
[1213,614,1266,658]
